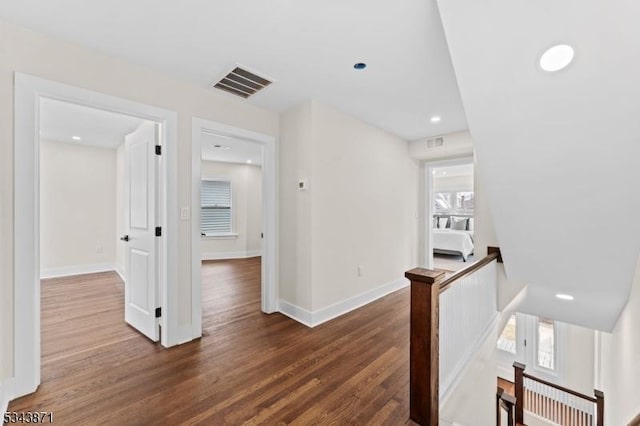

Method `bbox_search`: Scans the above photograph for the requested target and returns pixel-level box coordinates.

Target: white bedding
[433,229,474,261]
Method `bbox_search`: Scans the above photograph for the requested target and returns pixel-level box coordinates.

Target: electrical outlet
[357,265,364,277]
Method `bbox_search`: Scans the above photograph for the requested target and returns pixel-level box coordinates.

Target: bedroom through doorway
[429,161,475,273]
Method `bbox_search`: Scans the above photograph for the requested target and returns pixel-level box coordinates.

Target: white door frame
[191,117,278,338]
[12,73,179,400]
[424,156,474,268]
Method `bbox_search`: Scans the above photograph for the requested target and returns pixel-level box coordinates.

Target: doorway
[191,118,277,340]
[12,74,179,400]
[496,313,566,382]
[425,157,475,272]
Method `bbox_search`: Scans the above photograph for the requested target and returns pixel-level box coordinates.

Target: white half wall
[40,140,117,277]
[440,318,498,426]
[200,161,262,260]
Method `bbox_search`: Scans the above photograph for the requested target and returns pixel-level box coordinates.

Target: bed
[433,229,475,261]
[433,229,474,261]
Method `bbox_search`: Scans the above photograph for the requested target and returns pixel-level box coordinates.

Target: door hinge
[155,227,162,237]
[524,339,527,347]
[155,145,162,155]
[155,307,162,318]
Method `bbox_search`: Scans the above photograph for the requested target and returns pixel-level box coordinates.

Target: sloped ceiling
[438,0,640,331]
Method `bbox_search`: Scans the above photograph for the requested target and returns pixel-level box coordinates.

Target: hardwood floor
[9,257,415,425]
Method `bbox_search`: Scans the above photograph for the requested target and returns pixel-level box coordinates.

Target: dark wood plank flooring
[9,257,414,425]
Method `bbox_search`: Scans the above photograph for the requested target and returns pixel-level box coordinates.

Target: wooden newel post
[594,389,604,426]
[405,267,445,426]
[513,362,525,425]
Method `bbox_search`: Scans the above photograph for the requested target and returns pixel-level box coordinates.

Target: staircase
[406,248,501,425]
[497,364,604,426]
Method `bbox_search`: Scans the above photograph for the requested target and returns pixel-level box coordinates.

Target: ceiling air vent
[426,136,445,150]
[213,66,273,98]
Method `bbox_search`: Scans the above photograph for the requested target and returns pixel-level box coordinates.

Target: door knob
[120,235,130,242]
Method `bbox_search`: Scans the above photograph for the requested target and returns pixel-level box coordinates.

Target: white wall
[201,161,262,259]
[433,175,473,192]
[600,258,640,425]
[474,155,526,311]
[39,140,117,277]
[310,101,419,312]
[278,100,419,322]
[409,130,473,161]
[279,102,314,312]
[564,324,595,396]
[0,19,278,383]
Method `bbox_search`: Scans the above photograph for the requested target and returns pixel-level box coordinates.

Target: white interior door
[123,121,160,341]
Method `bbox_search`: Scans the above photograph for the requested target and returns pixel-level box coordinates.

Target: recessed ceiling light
[213,144,230,150]
[353,62,367,70]
[540,44,574,72]
[72,136,81,141]
[555,293,574,301]
[246,160,253,164]
[442,171,447,175]
[432,170,436,174]
[430,116,441,123]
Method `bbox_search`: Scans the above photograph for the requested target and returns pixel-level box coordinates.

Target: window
[434,191,474,215]
[537,318,555,370]
[497,314,517,355]
[201,180,232,236]
[496,314,562,381]
[456,192,474,213]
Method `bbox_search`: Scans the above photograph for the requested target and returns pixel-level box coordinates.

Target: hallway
[9,259,415,424]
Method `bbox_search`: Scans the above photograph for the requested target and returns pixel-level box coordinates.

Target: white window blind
[201,180,232,235]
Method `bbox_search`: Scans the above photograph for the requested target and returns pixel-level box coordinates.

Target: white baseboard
[40,262,116,279]
[311,278,409,327]
[202,250,262,261]
[279,278,409,328]
[278,300,313,327]
[115,265,126,283]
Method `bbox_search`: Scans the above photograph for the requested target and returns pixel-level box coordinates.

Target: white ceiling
[439,0,640,331]
[40,98,144,148]
[201,133,263,166]
[0,0,467,140]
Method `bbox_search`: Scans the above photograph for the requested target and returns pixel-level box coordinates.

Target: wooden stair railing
[497,386,516,426]
[514,362,604,426]
[405,247,501,425]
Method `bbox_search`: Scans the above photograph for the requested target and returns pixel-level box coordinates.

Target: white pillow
[450,216,468,231]
[438,217,449,229]
[468,218,475,231]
